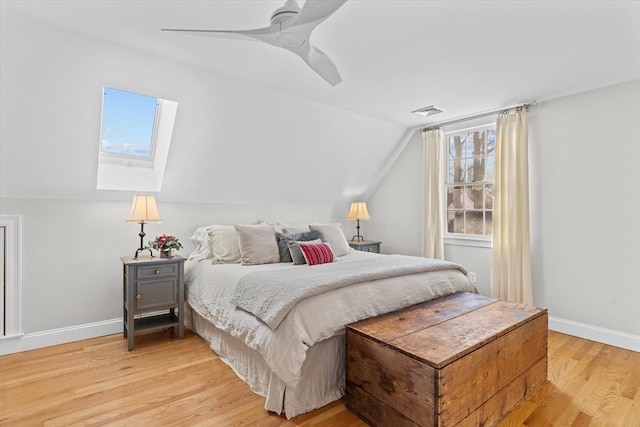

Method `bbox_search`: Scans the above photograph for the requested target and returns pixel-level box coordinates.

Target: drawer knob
[136,294,142,300]
[155,269,161,275]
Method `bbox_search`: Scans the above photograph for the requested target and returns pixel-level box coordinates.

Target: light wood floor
[1,329,638,426]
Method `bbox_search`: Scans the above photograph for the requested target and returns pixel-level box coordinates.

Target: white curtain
[422,129,444,259]
[491,108,533,304]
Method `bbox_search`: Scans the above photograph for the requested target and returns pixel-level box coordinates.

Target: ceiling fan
[161,0,347,86]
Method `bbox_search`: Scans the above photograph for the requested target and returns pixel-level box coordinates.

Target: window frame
[443,122,495,247]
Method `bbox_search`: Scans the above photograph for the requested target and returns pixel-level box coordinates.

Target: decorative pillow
[208,225,241,264]
[275,232,291,262]
[299,242,335,266]
[276,230,323,262]
[287,238,322,265]
[234,224,280,266]
[309,223,351,257]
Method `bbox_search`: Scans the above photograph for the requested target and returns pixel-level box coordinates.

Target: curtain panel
[491,108,533,305]
[421,129,444,259]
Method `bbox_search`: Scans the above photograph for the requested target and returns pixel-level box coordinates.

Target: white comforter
[185,251,477,389]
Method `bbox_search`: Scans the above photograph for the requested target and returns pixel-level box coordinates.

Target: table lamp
[347,202,370,242]
[127,195,162,258]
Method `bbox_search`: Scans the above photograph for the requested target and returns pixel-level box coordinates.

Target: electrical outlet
[468,272,476,283]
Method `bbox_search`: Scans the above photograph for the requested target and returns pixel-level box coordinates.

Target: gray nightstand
[121,255,185,350]
[348,240,382,254]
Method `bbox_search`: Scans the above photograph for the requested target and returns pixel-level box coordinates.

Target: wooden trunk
[345,292,548,427]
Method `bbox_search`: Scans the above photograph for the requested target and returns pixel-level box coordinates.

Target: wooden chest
[345,292,548,426]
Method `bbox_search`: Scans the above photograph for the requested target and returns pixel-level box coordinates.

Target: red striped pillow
[299,242,335,266]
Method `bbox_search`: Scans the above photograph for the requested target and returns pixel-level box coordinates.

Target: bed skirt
[186,305,346,419]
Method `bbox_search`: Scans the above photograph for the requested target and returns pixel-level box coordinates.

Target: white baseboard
[549,316,640,352]
[0,318,122,356]
[1,315,638,356]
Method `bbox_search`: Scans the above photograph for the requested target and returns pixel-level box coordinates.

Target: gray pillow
[234,224,280,266]
[276,230,323,262]
[288,239,322,265]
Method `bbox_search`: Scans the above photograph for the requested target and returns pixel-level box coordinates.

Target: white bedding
[185,250,477,417]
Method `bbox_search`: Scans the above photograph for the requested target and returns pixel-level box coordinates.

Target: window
[100,88,158,161]
[96,87,178,192]
[445,125,495,237]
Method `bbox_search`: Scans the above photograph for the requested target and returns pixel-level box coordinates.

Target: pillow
[281,225,311,234]
[234,224,280,266]
[276,230,323,262]
[257,220,311,234]
[309,223,351,257]
[287,238,322,265]
[299,242,335,266]
[208,225,241,264]
[189,226,214,260]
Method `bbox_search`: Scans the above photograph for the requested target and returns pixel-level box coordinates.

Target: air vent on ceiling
[411,105,445,117]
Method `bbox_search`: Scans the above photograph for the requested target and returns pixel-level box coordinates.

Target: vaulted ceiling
[1,1,639,205]
[5,0,640,127]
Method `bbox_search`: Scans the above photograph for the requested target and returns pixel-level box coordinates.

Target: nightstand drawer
[137,264,178,279]
[135,279,178,311]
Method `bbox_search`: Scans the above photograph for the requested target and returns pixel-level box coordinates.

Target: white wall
[368,80,640,346]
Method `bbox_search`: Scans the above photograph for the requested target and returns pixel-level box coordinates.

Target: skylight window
[97,87,178,192]
[100,88,158,160]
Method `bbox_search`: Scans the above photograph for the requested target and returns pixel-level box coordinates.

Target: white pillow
[188,225,215,260]
[234,224,280,266]
[208,225,241,264]
[309,223,351,257]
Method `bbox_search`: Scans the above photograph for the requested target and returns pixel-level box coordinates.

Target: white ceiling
[4,0,640,127]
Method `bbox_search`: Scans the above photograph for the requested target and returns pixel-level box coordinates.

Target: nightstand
[348,240,382,254]
[121,255,185,350]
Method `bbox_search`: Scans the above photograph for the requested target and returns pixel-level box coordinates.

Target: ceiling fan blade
[161,25,279,44]
[290,43,342,86]
[289,0,347,28]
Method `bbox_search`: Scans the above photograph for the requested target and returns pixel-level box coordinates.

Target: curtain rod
[420,102,536,132]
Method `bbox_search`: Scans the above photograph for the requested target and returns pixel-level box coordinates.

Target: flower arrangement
[149,234,183,254]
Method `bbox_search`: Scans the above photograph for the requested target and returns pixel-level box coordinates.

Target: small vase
[159,250,173,258]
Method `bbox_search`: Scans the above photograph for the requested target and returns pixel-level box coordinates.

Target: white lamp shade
[347,202,371,221]
[126,195,162,223]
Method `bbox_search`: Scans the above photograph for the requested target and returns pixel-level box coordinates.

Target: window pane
[448,211,464,234]
[448,186,465,209]
[469,156,486,182]
[465,185,484,209]
[448,161,455,184]
[473,131,486,155]
[485,155,495,181]
[484,184,494,209]
[465,211,484,235]
[100,87,158,158]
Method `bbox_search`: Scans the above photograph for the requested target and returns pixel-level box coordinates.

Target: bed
[183,222,477,419]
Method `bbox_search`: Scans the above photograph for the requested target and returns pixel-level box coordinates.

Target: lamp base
[351,219,364,241]
[133,222,154,259]
[134,247,154,259]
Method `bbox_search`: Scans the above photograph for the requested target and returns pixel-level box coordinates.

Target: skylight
[97,87,178,192]
[100,88,158,160]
